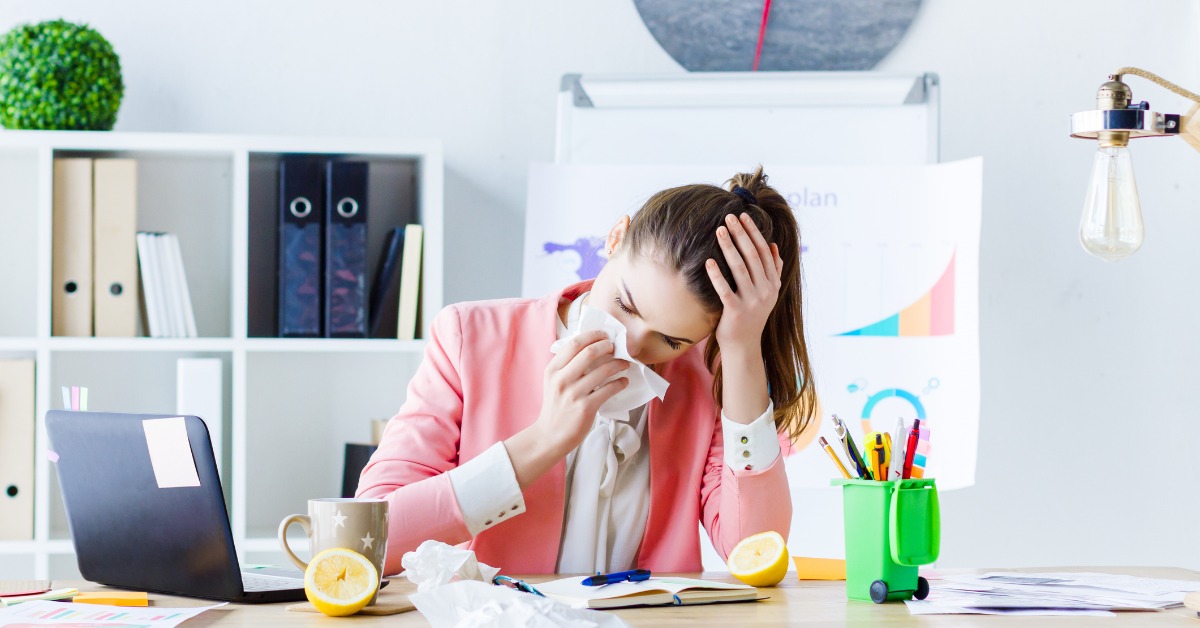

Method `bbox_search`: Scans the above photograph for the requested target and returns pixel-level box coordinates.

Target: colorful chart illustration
[840,253,955,337]
[850,377,938,434]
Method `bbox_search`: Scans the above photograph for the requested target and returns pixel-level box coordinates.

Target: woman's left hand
[706,213,783,353]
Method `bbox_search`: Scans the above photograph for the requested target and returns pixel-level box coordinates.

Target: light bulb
[1079,145,1143,261]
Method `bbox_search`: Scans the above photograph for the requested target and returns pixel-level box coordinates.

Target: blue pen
[581,569,652,586]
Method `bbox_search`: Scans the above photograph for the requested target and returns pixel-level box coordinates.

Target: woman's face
[589,246,718,366]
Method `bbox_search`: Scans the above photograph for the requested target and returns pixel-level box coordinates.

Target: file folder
[176,358,223,477]
[93,159,139,337]
[397,224,424,341]
[136,232,167,337]
[278,158,324,337]
[325,160,369,338]
[368,226,404,338]
[0,359,35,540]
[52,158,94,337]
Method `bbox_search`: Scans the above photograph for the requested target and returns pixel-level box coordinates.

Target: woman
[358,167,816,575]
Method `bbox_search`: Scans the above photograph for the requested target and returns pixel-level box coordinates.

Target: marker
[888,418,907,481]
[902,419,920,479]
[818,437,852,479]
[866,432,891,482]
[832,415,872,479]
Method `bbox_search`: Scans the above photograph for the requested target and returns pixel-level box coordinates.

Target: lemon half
[727,531,789,587]
[304,547,379,616]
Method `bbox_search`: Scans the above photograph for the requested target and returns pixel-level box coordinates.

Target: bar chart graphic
[839,253,955,337]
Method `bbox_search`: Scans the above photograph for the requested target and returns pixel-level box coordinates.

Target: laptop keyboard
[241,572,305,592]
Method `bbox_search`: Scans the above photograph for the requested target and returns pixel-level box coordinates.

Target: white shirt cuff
[447,441,527,536]
[722,401,781,471]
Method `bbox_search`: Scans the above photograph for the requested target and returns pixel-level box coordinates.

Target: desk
[58,567,1199,627]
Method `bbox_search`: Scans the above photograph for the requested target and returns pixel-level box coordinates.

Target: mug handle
[278,514,312,572]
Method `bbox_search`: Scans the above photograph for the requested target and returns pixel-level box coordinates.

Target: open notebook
[535,576,764,609]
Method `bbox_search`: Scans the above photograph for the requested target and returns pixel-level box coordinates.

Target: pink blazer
[357,281,792,575]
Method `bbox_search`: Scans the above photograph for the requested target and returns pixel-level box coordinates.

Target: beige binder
[52,158,94,336]
[93,159,139,337]
[396,224,424,341]
[0,359,35,540]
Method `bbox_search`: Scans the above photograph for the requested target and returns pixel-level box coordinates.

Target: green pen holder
[832,478,940,603]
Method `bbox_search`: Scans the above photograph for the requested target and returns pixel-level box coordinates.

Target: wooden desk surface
[57,566,1200,626]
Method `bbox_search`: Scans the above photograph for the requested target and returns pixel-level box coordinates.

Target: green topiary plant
[0,19,124,130]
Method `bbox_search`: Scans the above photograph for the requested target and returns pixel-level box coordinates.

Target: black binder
[278,158,324,337]
[341,443,379,498]
[325,161,369,338]
[368,226,404,338]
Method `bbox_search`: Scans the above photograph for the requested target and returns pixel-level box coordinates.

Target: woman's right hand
[505,331,629,488]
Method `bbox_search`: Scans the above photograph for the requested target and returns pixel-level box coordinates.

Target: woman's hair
[623,167,816,441]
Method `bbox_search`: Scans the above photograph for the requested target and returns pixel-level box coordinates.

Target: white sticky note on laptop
[142,417,201,488]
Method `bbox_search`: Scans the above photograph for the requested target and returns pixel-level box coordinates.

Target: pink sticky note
[47,450,59,462]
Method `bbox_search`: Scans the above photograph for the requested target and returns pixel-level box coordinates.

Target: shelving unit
[0,131,443,579]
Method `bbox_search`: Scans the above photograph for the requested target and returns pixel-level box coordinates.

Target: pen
[902,419,920,479]
[818,437,852,479]
[887,418,907,481]
[581,569,652,586]
[866,432,890,482]
[832,415,872,479]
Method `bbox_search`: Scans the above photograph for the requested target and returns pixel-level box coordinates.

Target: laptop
[46,410,308,603]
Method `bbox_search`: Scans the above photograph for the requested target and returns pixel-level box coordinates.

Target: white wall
[3,0,1197,570]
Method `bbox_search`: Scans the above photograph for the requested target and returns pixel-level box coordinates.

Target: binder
[136,232,166,337]
[52,158,94,337]
[176,358,223,477]
[278,158,324,337]
[324,160,369,338]
[368,226,404,338]
[341,443,378,498]
[164,234,197,337]
[0,359,35,540]
[92,159,139,337]
[396,224,424,341]
[155,232,182,337]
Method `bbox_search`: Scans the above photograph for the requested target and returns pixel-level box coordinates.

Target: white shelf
[0,131,444,579]
[37,337,429,354]
[242,338,427,353]
[0,540,74,555]
[0,338,38,351]
[46,337,237,352]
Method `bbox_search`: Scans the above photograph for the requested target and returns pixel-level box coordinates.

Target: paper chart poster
[522,159,982,490]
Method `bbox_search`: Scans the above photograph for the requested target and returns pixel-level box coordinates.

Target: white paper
[522,161,982,492]
[401,540,501,592]
[141,417,201,488]
[411,580,630,628]
[0,599,224,627]
[549,305,669,419]
[909,571,1200,615]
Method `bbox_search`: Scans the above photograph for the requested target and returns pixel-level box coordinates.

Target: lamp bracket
[1069,108,1180,140]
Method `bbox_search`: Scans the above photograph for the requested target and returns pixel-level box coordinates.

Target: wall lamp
[1069,67,1200,261]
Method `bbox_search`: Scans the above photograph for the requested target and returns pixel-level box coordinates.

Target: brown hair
[623,167,816,441]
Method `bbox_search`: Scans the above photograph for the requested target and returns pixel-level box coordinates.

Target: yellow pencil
[818,436,852,479]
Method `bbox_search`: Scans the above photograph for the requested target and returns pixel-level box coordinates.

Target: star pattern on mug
[332,509,347,529]
[361,531,374,551]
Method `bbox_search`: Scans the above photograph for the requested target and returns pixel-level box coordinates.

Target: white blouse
[447,292,781,573]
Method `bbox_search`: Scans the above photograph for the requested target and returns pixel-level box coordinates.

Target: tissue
[401,540,501,592]
[410,580,631,628]
[549,305,669,419]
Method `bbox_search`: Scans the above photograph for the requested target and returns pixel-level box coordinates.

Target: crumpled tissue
[410,580,631,628]
[549,305,669,419]
[401,540,501,592]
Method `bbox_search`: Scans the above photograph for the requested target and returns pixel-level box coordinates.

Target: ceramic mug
[278,497,388,603]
